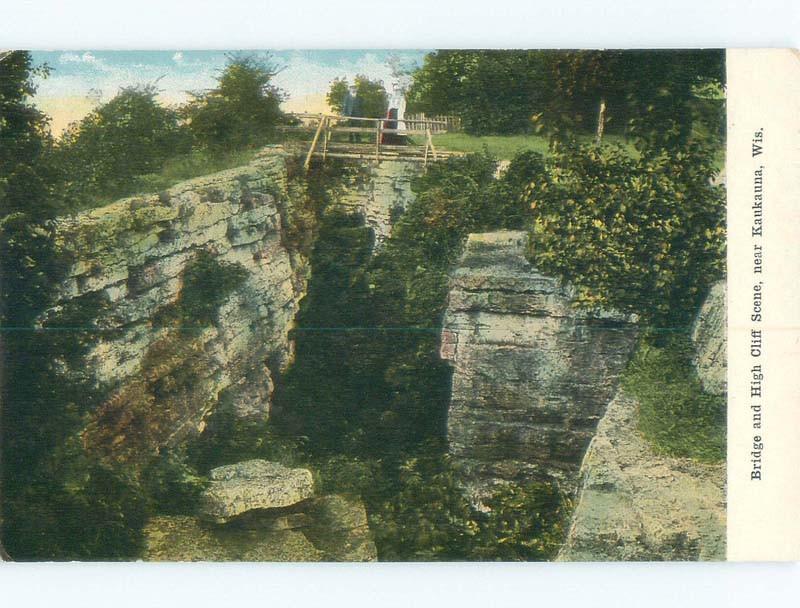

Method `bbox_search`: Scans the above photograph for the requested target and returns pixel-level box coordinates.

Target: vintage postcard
[0,48,797,562]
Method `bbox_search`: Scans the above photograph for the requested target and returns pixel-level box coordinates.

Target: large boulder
[199,460,314,523]
[302,495,378,562]
[691,281,727,396]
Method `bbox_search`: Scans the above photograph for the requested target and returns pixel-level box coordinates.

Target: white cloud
[172,52,184,64]
[58,51,109,70]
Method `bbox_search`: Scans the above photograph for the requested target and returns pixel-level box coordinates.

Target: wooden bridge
[282,113,464,170]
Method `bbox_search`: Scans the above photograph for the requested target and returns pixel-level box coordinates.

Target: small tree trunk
[596,97,607,143]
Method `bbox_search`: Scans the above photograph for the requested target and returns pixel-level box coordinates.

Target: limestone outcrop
[43,147,304,462]
[440,231,638,495]
[335,160,420,249]
[557,391,726,561]
[199,460,314,523]
[144,493,377,561]
[691,280,727,396]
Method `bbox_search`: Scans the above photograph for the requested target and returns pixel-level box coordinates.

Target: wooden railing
[282,113,461,170]
[404,113,462,133]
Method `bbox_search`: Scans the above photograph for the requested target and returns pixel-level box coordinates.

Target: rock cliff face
[44,148,304,463]
[557,284,728,561]
[691,280,727,396]
[440,231,639,496]
[336,160,420,249]
[557,391,726,561]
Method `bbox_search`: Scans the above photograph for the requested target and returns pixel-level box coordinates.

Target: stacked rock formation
[440,231,639,496]
[43,148,304,462]
[144,459,377,561]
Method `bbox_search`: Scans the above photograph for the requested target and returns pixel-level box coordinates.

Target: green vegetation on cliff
[624,335,726,462]
[260,153,572,560]
[2,49,727,561]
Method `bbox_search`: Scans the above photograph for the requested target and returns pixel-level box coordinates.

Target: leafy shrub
[524,141,725,327]
[56,85,191,205]
[623,334,725,461]
[367,454,569,561]
[3,438,150,560]
[184,54,286,151]
[142,448,209,515]
[175,250,249,326]
[474,482,570,561]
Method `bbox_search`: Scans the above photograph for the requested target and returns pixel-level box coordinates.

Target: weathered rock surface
[335,160,420,249]
[441,231,638,495]
[301,494,377,562]
[143,494,377,561]
[143,515,324,561]
[691,280,727,396]
[557,391,726,561]
[43,148,305,462]
[199,460,314,523]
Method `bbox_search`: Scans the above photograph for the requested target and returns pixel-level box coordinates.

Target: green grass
[130,148,260,195]
[429,132,635,160]
[623,335,726,462]
[79,148,262,210]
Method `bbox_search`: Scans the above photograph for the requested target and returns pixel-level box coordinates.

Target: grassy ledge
[623,335,726,462]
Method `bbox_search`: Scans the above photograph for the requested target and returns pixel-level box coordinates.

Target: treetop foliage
[327,75,389,118]
[407,49,725,139]
[184,54,287,151]
[57,85,190,204]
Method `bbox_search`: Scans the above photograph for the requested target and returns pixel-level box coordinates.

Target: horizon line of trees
[405,49,725,143]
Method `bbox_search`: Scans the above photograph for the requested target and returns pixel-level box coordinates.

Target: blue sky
[30,50,428,133]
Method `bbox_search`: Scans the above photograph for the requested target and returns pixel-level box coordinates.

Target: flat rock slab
[199,459,314,523]
[143,494,377,562]
[143,515,323,562]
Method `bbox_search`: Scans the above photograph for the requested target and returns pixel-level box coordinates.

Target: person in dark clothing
[343,84,362,143]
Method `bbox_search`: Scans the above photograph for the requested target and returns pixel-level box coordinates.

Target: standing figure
[343,84,362,143]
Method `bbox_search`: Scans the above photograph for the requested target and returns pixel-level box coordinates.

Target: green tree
[0,49,60,561]
[406,50,547,134]
[0,51,57,219]
[185,54,286,150]
[407,50,725,140]
[524,141,725,327]
[326,75,388,118]
[535,50,725,147]
[56,85,189,203]
[326,77,350,114]
[0,51,62,329]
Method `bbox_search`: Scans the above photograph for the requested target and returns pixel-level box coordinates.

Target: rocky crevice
[334,159,421,250]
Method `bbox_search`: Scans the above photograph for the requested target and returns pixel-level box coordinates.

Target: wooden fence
[282,113,463,169]
[404,113,462,133]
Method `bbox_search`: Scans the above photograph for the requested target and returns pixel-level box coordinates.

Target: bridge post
[304,115,326,172]
[375,120,381,161]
